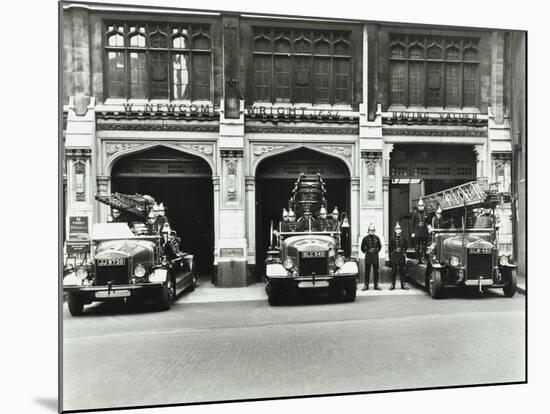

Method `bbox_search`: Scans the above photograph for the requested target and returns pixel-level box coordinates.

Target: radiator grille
[466,253,492,279]
[298,257,328,276]
[95,261,129,285]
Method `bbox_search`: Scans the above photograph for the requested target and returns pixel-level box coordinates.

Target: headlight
[75,267,88,280]
[450,256,460,267]
[134,264,146,278]
[335,256,345,268]
[499,255,509,266]
[283,258,294,270]
[161,256,169,266]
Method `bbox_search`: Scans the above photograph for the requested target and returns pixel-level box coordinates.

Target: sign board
[66,240,91,255]
[219,248,244,258]
[69,216,89,240]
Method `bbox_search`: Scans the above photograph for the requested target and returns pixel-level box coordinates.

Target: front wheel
[266,283,282,306]
[68,294,84,316]
[158,280,174,311]
[502,268,518,298]
[429,269,445,299]
[344,278,357,302]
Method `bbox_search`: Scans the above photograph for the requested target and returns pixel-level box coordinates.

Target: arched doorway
[111,146,214,274]
[255,147,351,280]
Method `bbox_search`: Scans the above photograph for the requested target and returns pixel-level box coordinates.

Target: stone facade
[62,3,523,286]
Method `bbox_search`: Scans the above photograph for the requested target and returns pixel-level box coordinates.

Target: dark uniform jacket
[316,217,331,231]
[361,234,382,264]
[280,220,290,232]
[287,221,298,232]
[412,211,429,238]
[389,236,408,264]
[328,218,340,232]
[297,217,317,232]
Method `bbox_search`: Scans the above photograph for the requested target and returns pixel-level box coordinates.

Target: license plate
[298,281,329,288]
[97,258,126,266]
[301,251,326,258]
[95,290,131,298]
[469,248,491,254]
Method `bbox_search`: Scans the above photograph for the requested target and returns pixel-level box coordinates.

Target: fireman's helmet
[153,203,160,212]
[159,202,165,211]
[417,199,425,210]
[147,211,155,220]
[161,223,171,234]
[282,208,288,218]
[288,209,296,220]
[394,222,402,234]
[332,207,339,216]
[368,223,375,232]
[319,207,327,215]
[436,206,443,215]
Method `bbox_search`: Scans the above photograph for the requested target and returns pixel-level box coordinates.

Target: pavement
[62,288,525,412]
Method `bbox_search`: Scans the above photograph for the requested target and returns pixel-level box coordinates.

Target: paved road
[62,287,525,412]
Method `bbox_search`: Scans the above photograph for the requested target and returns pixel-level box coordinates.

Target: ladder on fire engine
[420,178,504,213]
[95,192,156,219]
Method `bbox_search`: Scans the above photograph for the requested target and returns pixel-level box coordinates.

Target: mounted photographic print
[60,1,527,412]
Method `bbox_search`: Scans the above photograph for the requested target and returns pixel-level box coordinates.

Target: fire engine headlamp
[283,258,294,270]
[75,267,88,280]
[161,256,169,266]
[335,256,345,268]
[450,256,460,267]
[499,255,509,266]
[134,264,146,278]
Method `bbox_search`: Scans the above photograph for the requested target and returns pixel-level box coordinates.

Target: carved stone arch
[251,143,354,177]
[105,142,216,176]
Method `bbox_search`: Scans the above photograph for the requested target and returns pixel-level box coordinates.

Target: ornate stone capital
[491,152,512,161]
[361,150,383,160]
[66,148,92,158]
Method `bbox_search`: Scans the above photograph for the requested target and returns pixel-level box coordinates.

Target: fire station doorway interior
[389,144,476,242]
[111,146,214,275]
[255,147,351,281]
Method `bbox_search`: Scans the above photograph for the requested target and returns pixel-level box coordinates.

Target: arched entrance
[111,146,214,274]
[255,147,351,280]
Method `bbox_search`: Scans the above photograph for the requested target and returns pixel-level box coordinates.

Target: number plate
[469,248,491,254]
[298,281,329,288]
[301,251,326,258]
[95,290,131,298]
[97,258,126,266]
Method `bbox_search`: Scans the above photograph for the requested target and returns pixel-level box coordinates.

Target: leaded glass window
[104,22,212,100]
[389,35,480,108]
[253,29,352,104]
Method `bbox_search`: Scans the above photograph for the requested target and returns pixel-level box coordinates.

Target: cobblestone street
[62,285,525,412]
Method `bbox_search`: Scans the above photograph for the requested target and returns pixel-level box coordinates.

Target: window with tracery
[389,35,480,108]
[253,28,352,104]
[104,23,211,100]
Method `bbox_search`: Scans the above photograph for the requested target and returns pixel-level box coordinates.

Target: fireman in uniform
[160,223,178,261]
[145,211,157,235]
[110,208,125,223]
[297,209,317,232]
[360,223,382,290]
[316,207,330,231]
[431,206,444,230]
[287,209,298,232]
[329,207,340,231]
[280,209,290,232]
[389,222,409,290]
[412,198,429,263]
[155,202,169,233]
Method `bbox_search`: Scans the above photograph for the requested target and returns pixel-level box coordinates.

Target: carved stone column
[96,175,110,223]
[245,176,256,270]
[212,175,221,284]
[350,176,361,257]
[492,152,514,255]
[382,177,391,255]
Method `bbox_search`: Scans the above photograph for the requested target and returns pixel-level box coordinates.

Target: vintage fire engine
[264,173,359,305]
[407,179,518,299]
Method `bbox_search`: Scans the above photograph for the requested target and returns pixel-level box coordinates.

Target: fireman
[145,211,157,235]
[287,209,298,232]
[280,209,290,232]
[154,202,169,234]
[412,198,429,264]
[360,223,382,290]
[329,207,340,231]
[389,222,409,290]
[110,208,125,223]
[316,207,330,231]
[160,223,178,260]
[297,209,317,232]
[431,206,444,230]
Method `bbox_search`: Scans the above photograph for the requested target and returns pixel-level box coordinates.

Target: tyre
[158,280,174,311]
[429,269,445,299]
[344,278,357,302]
[502,268,518,298]
[68,294,84,316]
[267,284,282,306]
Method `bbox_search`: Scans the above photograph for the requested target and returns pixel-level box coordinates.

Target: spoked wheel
[429,269,445,299]
[502,268,518,298]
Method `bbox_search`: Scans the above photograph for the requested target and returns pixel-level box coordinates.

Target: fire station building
[62,2,526,286]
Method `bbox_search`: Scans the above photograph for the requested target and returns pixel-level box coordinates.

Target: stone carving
[97,123,219,132]
[382,128,487,137]
[320,145,353,158]
[245,126,359,134]
[491,152,512,161]
[105,143,142,157]
[225,159,238,202]
[220,149,243,158]
[176,143,214,157]
[253,145,287,157]
[361,150,383,160]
